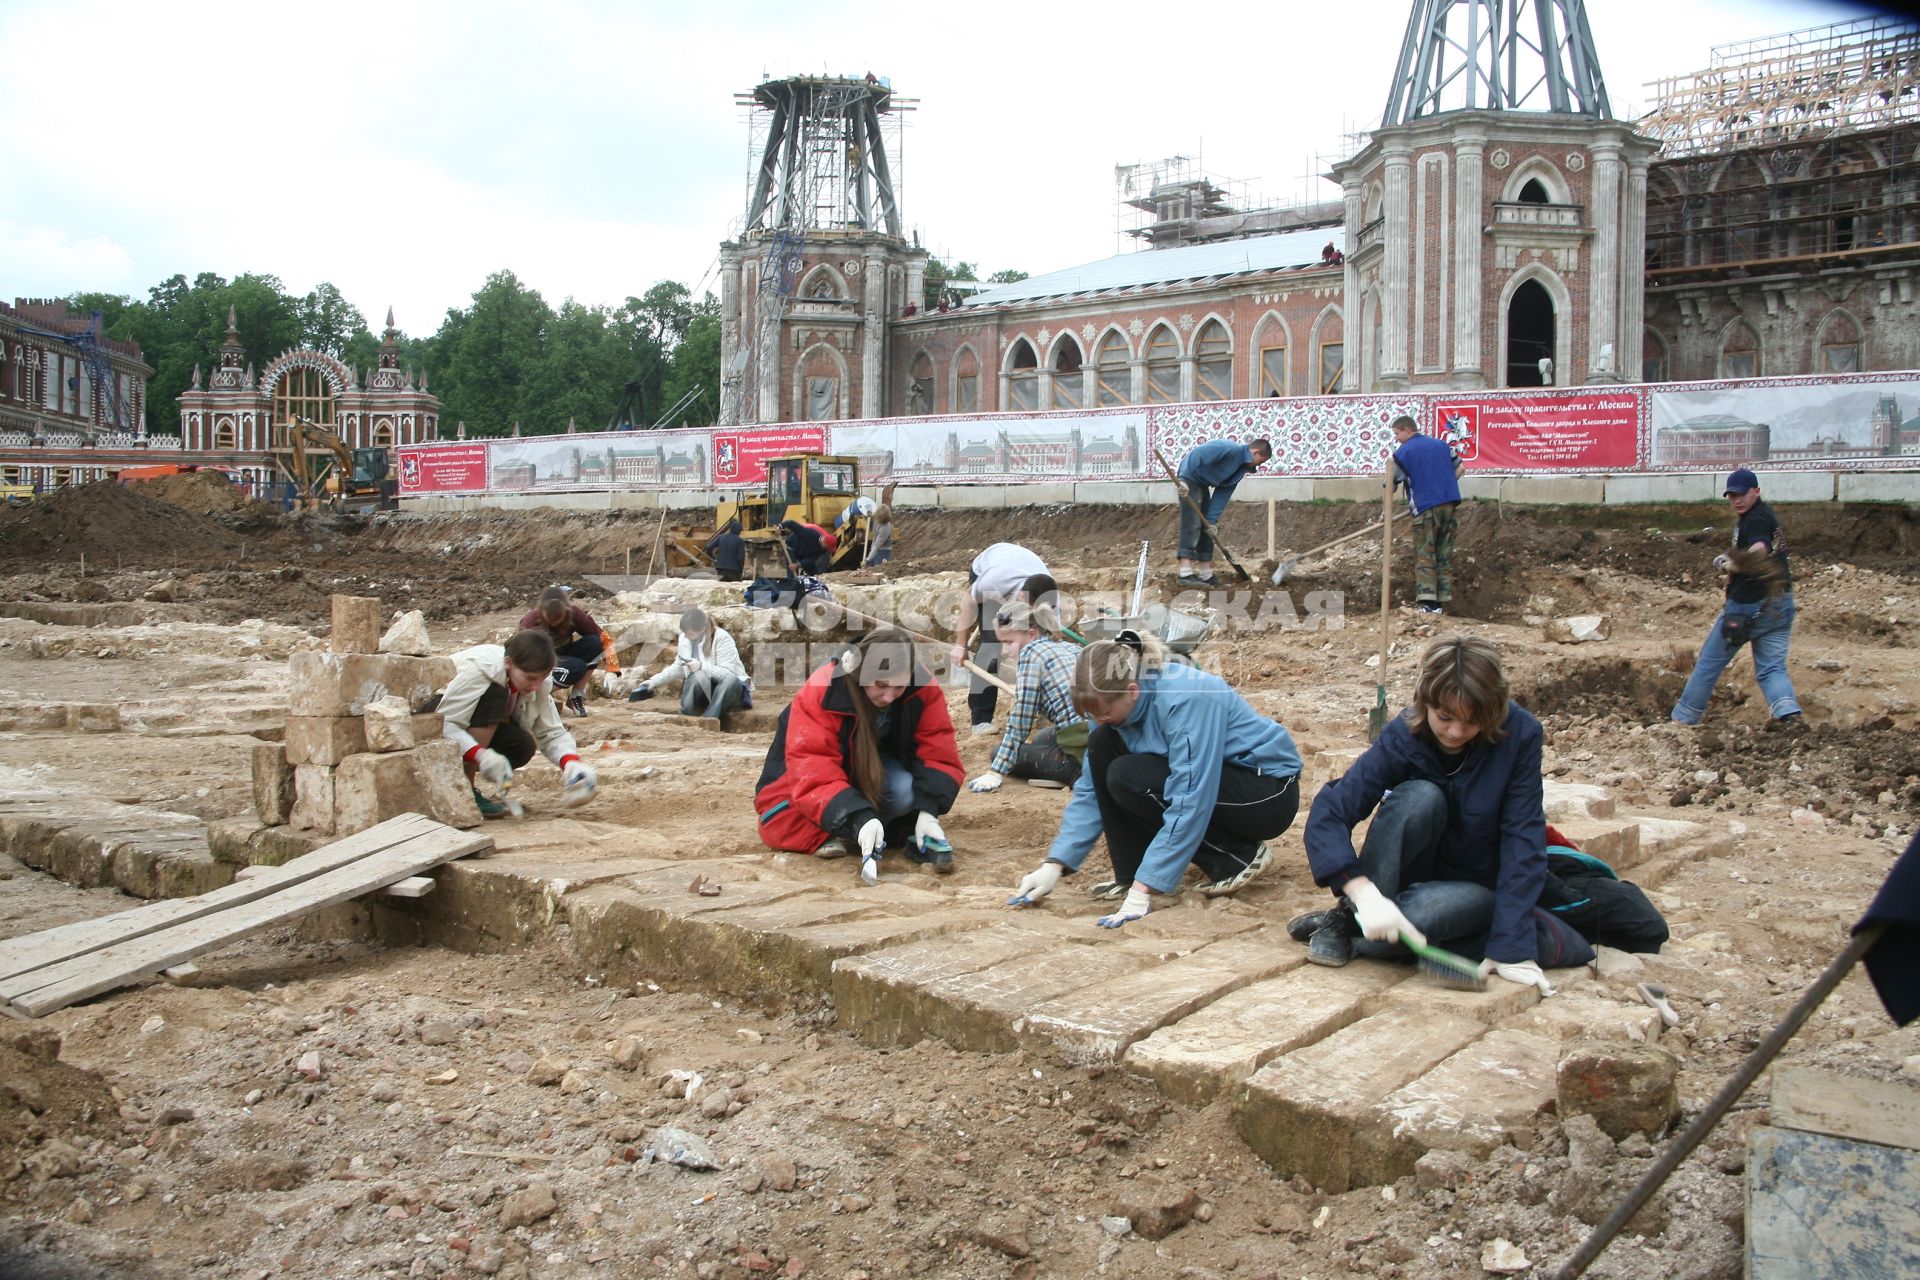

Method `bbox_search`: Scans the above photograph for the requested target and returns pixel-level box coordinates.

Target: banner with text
[385,372,1919,497]
[396,442,488,494]
[1428,393,1641,471]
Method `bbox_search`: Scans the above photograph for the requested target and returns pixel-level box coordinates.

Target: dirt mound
[130,470,275,521]
[0,1024,118,1176]
[0,482,251,563]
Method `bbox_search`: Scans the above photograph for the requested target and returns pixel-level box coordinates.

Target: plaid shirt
[991,638,1085,776]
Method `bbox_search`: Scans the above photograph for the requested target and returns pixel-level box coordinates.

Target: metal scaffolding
[1639,15,1920,160]
[737,75,914,238]
[1641,18,1920,280]
[721,75,914,426]
[1382,0,1612,126]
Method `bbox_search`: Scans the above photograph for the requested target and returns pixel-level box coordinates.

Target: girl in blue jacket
[1009,632,1302,927]
[1292,635,1554,993]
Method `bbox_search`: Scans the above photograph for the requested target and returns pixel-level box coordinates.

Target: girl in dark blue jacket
[1292,635,1554,994]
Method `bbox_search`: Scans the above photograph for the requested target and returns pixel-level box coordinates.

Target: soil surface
[2,480,1918,1280]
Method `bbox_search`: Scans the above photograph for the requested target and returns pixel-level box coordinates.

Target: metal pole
[1267,498,1276,561]
[1130,541,1150,617]
[1554,923,1887,1279]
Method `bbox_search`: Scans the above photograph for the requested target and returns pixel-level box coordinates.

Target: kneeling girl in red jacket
[754,628,964,884]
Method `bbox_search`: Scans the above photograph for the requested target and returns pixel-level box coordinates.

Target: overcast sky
[0,0,1885,334]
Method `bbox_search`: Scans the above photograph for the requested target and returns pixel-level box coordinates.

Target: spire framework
[1382,0,1612,126]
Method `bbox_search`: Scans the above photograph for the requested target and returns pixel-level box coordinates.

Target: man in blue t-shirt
[1175,437,1271,588]
[1391,415,1464,614]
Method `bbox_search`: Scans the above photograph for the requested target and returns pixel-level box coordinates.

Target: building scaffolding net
[1639,14,1920,159]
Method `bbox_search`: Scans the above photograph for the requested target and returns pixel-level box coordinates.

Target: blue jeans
[679,670,745,720]
[1350,780,1495,958]
[877,759,916,821]
[1177,481,1218,563]
[1671,594,1800,724]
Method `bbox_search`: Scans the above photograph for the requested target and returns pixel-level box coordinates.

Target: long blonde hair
[841,628,917,806]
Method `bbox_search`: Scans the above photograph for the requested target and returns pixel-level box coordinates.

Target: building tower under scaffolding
[1333,0,1655,391]
[717,75,927,427]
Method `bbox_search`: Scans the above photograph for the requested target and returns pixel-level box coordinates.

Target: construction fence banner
[391,371,1920,497]
[1648,372,1920,470]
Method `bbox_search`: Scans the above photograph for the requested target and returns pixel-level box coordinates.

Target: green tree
[922,257,977,310]
[438,271,553,435]
[297,283,368,358]
[986,268,1029,284]
[658,293,720,427]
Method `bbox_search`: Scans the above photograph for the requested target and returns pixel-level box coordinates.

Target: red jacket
[754,655,963,852]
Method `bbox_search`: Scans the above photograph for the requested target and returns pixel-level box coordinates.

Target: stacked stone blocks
[251,595,478,836]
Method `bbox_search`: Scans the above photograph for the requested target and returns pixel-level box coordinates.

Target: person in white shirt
[947,542,1049,735]
[628,608,752,724]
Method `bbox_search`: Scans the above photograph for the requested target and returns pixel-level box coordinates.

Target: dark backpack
[1537,847,1671,954]
[744,576,804,609]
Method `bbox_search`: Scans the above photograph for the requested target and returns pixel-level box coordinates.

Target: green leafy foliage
[70,270,721,440]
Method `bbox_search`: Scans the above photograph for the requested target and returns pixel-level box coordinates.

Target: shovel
[1153,448,1252,584]
[1368,465,1393,740]
[1272,510,1410,585]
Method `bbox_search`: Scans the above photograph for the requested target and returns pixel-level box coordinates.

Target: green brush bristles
[1403,935,1486,989]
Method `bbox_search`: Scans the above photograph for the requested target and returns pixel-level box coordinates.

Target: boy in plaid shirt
[968,601,1087,792]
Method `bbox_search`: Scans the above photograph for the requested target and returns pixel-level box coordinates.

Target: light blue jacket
[1047,662,1301,892]
[1178,440,1258,522]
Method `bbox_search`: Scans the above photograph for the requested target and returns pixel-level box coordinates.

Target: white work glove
[563,760,597,790]
[1175,480,1190,498]
[1345,880,1427,949]
[969,772,1005,794]
[857,818,885,886]
[948,644,968,668]
[1097,884,1152,929]
[1712,554,1731,573]
[1008,862,1063,907]
[473,748,514,786]
[1480,958,1555,996]
[914,812,947,848]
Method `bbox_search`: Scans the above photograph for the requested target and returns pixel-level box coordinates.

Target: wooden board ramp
[0,814,491,1018]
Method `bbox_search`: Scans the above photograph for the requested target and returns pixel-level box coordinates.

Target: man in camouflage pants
[1390,416,1464,614]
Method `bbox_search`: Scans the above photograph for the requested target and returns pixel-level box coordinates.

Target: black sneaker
[1306,905,1358,967]
[472,788,510,820]
[1287,907,1339,942]
[1176,573,1212,589]
[567,692,588,717]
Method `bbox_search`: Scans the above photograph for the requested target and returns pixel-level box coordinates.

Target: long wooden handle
[1379,466,1393,669]
[1154,447,1252,581]
[1294,509,1410,562]
[835,601,1015,694]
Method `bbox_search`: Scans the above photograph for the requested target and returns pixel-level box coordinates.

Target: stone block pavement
[0,769,1732,1190]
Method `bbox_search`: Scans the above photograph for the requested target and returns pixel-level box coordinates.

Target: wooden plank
[0,813,441,984]
[1772,1066,1920,1152]
[380,876,436,898]
[1747,1126,1920,1279]
[9,824,490,1017]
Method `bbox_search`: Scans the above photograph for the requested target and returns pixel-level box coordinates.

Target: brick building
[176,307,440,471]
[716,10,1920,428]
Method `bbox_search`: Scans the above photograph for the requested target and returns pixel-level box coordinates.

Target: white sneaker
[970,722,997,737]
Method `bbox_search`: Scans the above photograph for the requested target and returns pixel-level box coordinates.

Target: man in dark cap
[1670,468,1802,727]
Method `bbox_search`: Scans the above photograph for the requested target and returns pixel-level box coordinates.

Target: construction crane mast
[718,74,916,426]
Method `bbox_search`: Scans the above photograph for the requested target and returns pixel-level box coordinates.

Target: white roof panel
[963,226,1344,307]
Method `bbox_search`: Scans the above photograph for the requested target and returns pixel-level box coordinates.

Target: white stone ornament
[1489,148,1511,169]
[1566,152,1587,172]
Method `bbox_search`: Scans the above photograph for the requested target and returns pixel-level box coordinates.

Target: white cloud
[0,222,136,295]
